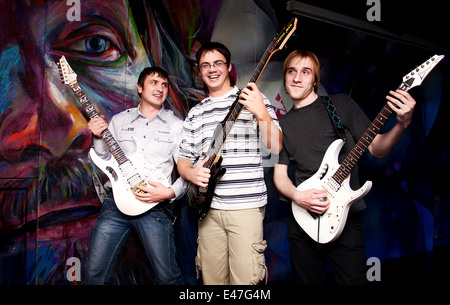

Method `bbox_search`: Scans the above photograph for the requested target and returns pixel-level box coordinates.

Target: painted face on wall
[0,0,151,283]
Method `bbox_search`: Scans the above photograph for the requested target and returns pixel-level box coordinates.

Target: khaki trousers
[196,207,267,285]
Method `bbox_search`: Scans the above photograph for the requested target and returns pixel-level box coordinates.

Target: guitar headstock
[250,17,298,84]
[57,56,78,86]
[400,54,444,91]
[268,17,298,55]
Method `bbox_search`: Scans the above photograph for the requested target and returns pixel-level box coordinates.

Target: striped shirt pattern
[179,86,281,210]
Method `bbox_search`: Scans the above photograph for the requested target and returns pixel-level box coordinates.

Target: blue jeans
[84,195,185,285]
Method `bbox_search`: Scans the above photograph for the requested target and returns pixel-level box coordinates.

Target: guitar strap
[321,96,346,141]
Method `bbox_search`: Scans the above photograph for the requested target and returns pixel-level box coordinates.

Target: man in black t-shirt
[274,50,416,284]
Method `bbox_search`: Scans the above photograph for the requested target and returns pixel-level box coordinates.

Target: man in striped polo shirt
[178,42,282,285]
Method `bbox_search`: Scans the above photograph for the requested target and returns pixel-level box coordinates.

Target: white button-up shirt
[92,105,186,200]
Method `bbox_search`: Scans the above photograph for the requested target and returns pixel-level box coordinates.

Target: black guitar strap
[322,96,346,141]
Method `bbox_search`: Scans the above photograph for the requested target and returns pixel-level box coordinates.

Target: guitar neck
[204,37,280,168]
[332,103,393,185]
[330,53,445,185]
[70,82,129,165]
[227,33,280,117]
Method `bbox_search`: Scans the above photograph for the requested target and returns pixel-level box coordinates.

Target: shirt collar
[155,106,170,122]
[206,86,240,103]
[134,103,169,122]
[124,106,141,123]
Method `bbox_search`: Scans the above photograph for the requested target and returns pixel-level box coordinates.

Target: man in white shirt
[84,66,186,285]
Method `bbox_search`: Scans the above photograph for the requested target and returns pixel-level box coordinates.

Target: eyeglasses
[199,60,227,71]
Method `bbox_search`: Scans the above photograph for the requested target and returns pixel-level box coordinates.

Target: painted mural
[0,0,448,285]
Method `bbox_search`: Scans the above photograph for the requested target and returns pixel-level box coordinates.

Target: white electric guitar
[57,56,169,216]
[293,54,445,243]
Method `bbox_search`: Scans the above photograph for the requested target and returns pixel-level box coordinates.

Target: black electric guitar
[187,17,298,219]
[292,54,444,243]
[58,56,169,216]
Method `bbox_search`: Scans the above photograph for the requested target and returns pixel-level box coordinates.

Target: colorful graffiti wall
[0,0,448,285]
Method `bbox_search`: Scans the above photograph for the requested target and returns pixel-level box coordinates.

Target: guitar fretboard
[331,104,393,186]
[71,82,129,166]
[330,81,412,187]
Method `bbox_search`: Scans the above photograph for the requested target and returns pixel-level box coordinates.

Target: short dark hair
[137,66,169,97]
[195,42,234,93]
[195,41,231,68]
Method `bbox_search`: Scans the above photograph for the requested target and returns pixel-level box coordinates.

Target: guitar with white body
[58,56,169,216]
[293,54,445,243]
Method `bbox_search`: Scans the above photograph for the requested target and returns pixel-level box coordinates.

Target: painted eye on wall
[53,23,126,65]
[80,37,110,54]
[66,35,121,62]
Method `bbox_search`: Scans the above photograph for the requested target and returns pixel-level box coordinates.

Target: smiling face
[137,73,169,110]
[198,50,232,97]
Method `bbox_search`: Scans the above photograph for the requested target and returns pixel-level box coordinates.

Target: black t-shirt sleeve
[278,141,291,166]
